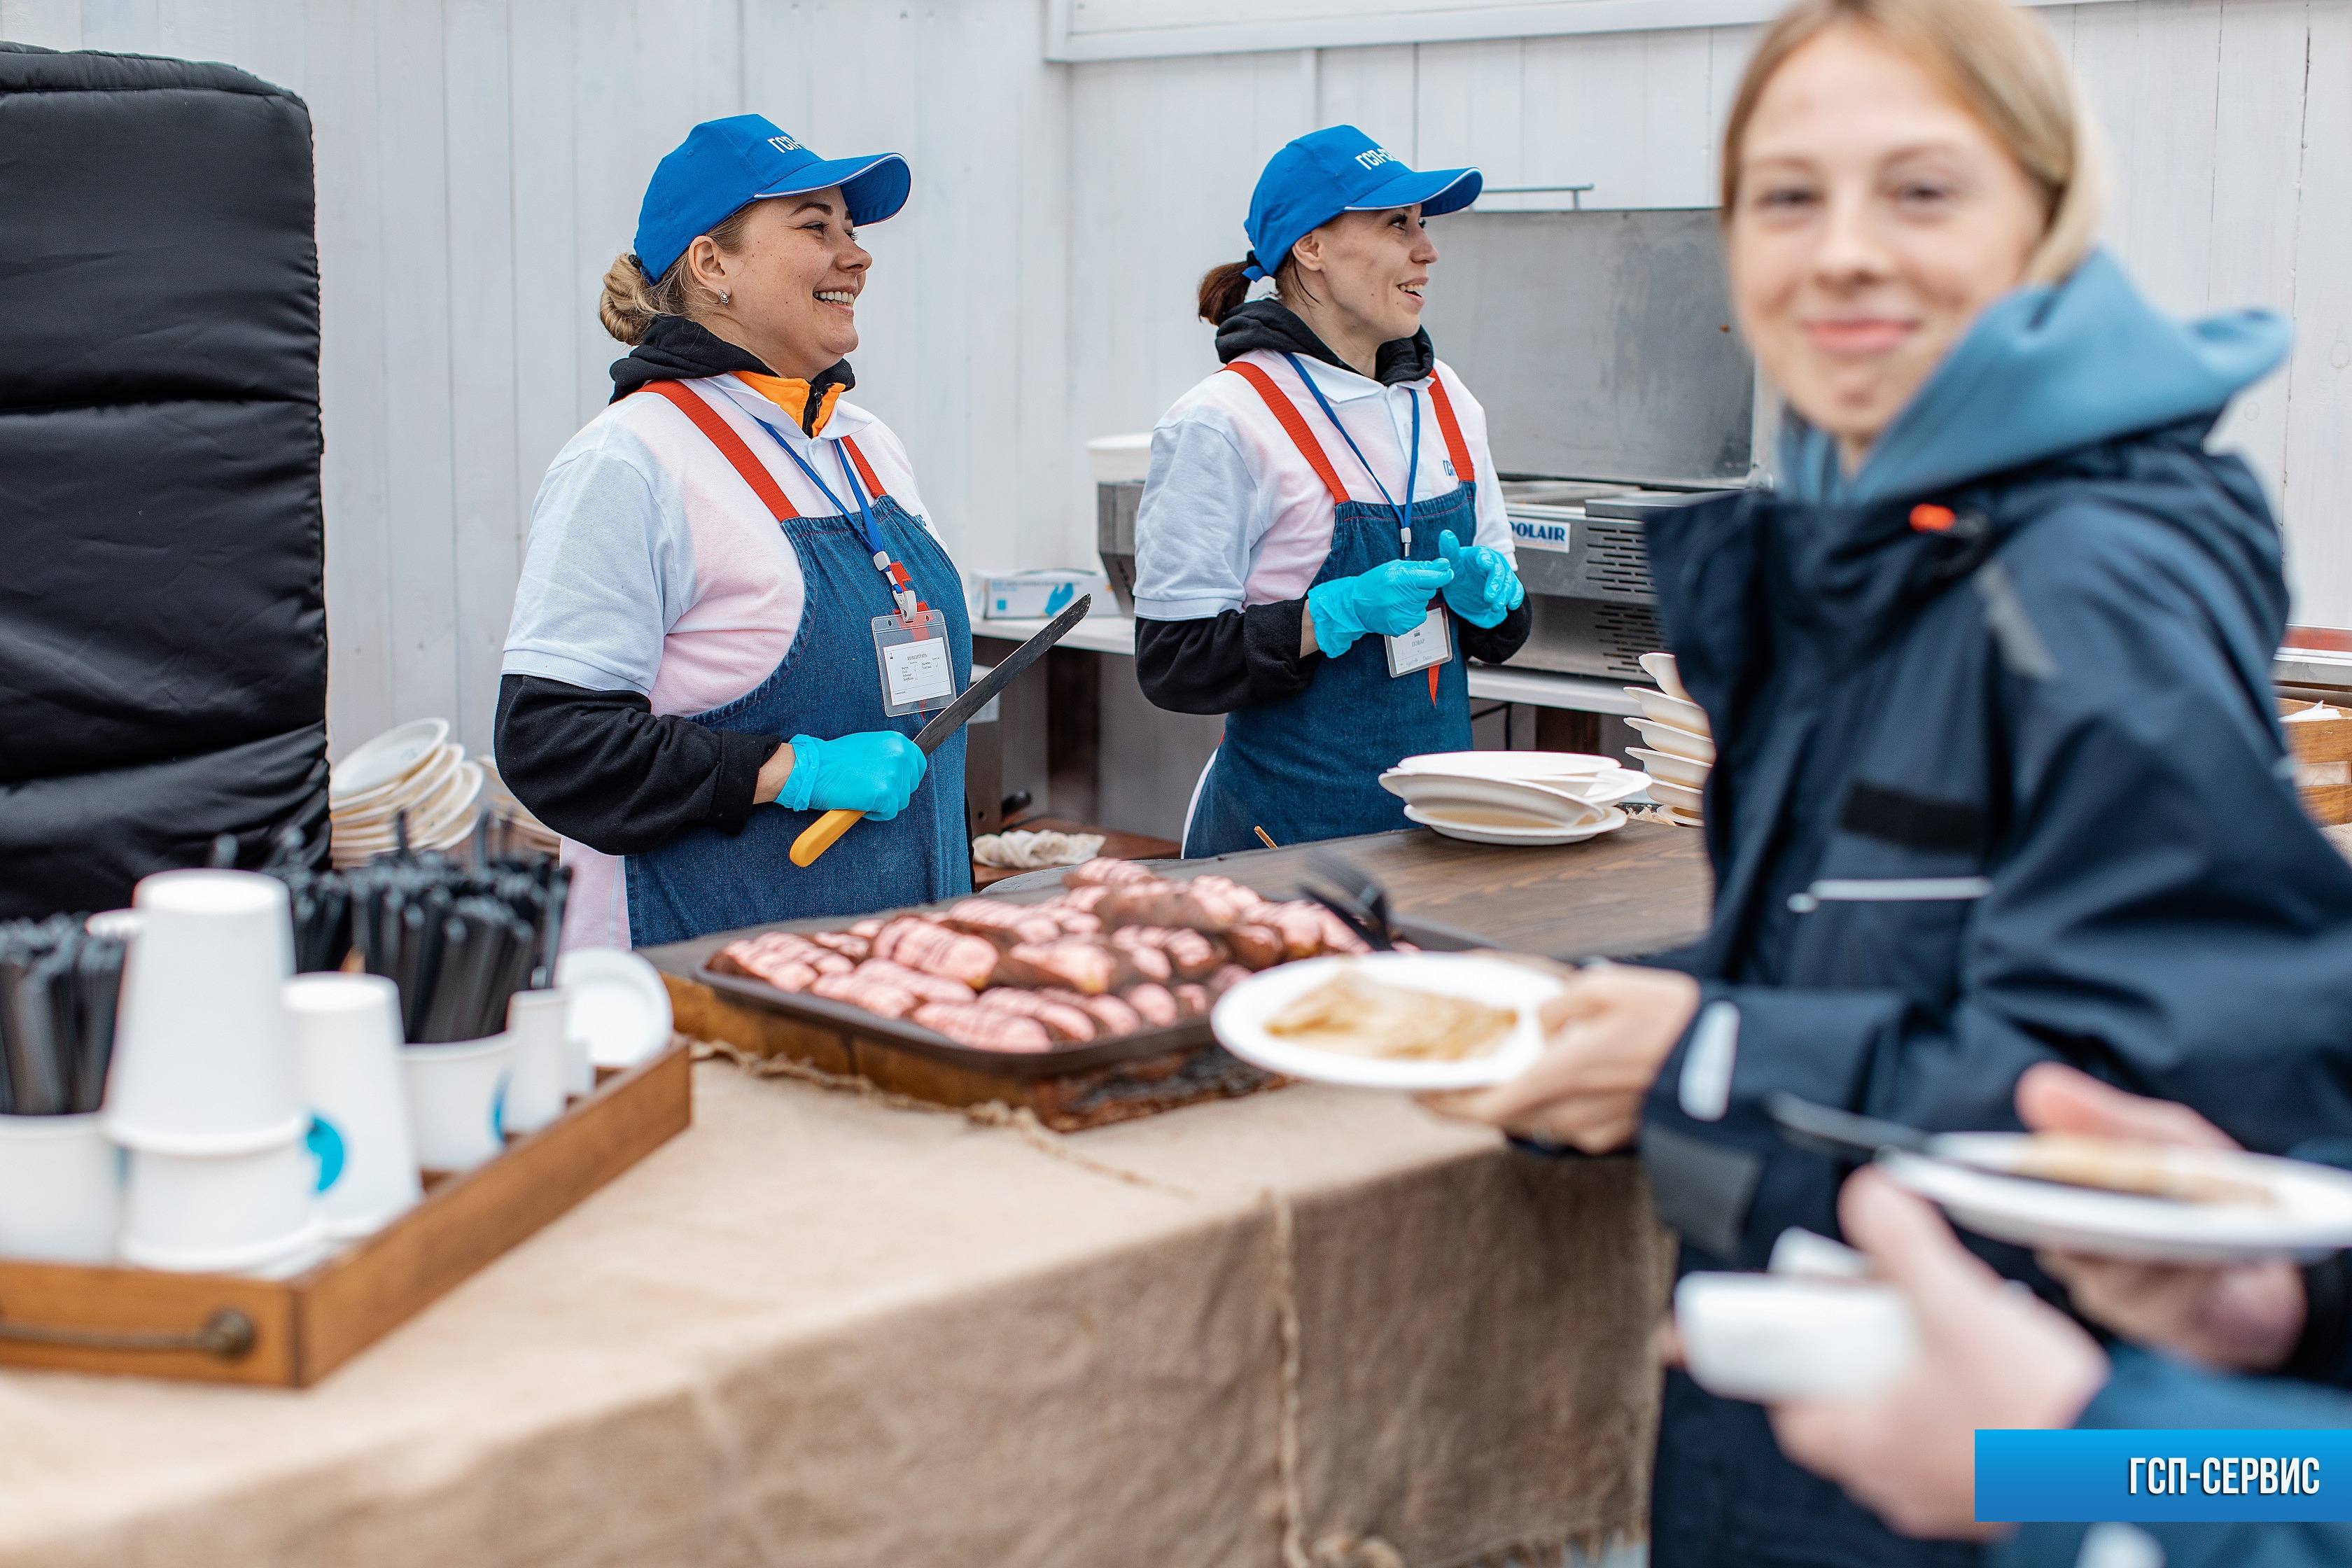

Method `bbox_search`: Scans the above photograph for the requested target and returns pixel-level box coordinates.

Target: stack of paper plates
[328,720,484,866]
[1628,653,1709,828]
[1380,752,1637,846]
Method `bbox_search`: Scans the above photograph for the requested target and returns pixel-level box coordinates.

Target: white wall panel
[6,0,2348,768]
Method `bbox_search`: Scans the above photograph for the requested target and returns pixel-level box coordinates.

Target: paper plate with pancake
[1882,1134,2352,1264]
[1210,953,1559,1090]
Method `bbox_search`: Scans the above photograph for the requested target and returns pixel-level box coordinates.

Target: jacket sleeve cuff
[712,729,783,836]
[1639,983,1909,1266]
[1459,599,1532,665]
[1244,598,1315,690]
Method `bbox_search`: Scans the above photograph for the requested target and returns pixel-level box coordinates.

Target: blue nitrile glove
[777,732,927,820]
[1304,557,1455,657]
[1436,528,1526,628]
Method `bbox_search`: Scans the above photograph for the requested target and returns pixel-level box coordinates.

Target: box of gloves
[969,568,1106,622]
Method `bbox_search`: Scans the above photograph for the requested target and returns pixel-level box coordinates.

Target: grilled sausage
[871,918,1002,989]
[910,1002,1053,1052]
[973,987,1097,1042]
[808,970,919,1020]
[1121,983,1179,1028]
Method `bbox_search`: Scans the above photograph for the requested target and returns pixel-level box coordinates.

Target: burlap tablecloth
[0,1058,1673,1568]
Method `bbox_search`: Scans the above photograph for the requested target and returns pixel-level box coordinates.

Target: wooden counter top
[995,818,1714,962]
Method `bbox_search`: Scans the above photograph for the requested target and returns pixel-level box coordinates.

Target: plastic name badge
[872,610,956,716]
[1384,605,1452,678]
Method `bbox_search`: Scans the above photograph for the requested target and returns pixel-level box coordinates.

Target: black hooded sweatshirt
[1132,300,1531,715]
[493,319,853,858]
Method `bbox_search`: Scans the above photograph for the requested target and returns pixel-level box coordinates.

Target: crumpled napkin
[972,830,1107,869]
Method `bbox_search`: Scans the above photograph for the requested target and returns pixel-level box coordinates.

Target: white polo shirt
[1131,351,1515,621]
[502,374,939,951]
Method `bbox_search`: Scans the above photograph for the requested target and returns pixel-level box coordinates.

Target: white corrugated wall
[1,0,2343,757]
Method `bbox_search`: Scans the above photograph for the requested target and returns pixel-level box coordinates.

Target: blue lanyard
[748,413,920,620]
[1281,352,1421,548]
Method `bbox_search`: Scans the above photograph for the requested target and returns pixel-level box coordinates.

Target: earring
[719,290,731,305]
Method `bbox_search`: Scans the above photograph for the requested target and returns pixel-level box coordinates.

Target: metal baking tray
[690,901,1492,1082]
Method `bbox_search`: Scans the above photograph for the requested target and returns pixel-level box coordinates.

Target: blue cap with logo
[1242,125,1480,281]
[634,115,911,281]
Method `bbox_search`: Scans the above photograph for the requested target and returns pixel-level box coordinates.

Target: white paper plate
[1404,803,1628,846]
[555,948,674,1068]
[1883,1137,2352,1264]
[1211,953,1561,1090]
[1390,750,1614,781]
[331,719,451,802]
[1629,746,1709,789]
[1638,652,1693,705]
[1628,718,1716,765]
[1625,686,1712,736]
[1378,771,1606,827]
[1657,804,1705,829]
[1645,777,1706,813]
[1559,766,1655,808]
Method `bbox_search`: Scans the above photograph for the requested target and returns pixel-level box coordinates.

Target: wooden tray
[648,896,1489,1132]
[0,1042,692,1387]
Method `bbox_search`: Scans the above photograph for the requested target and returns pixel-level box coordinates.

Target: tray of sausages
[692,857,1447,1077]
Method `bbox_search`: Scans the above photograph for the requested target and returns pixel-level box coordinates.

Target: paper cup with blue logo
[401,1034,514,1172]
[286,974,423,1237]
[118,1134,326,1273]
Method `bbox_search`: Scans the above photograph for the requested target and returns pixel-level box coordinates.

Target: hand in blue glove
[1436,529,1526,628]
[777,731,927,820]
[1305,557,1455,657]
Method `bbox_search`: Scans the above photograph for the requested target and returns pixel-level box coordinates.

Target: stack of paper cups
[286,974,421,1238]
[503,989,570,1135]
[105,870,326,1273]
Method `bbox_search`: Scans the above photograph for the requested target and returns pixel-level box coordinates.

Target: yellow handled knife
[789,594,1094,867]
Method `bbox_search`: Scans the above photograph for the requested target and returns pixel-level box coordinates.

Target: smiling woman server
[496,117,972,949]
[1132,127,1531,858]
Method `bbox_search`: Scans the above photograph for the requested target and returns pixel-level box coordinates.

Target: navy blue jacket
[1634,416,2352,1568]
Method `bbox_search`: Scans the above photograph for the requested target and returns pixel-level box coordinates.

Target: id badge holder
[1383,605,1452,678]
[872,609,956,717]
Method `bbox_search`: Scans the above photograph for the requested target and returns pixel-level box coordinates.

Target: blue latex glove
[777,731,927,820]
[1305,557,1455,657]
[1436,528,1526,628]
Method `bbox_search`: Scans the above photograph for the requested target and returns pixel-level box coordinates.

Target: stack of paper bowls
[329,719,484,867]
[1626,652,1711,827]
[1378,750,1651,846]
[475,755,561,858]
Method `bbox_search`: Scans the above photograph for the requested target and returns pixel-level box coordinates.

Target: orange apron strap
[841,435,889,501]
[635,380,801,522]
[1425,372,1476,486]
[1223,361,1350,509]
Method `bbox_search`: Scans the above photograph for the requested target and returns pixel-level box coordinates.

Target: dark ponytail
[1196,259,1255,326]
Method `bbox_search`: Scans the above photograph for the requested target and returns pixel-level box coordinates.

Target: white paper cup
[118,1134,326,1273]
[402,1034,514,1171]
[106,870,304,1156]
[0,1114,122,1264]
[287,974,422,1238]
[1674,1273,1918,1403]
[503,990,570,1135]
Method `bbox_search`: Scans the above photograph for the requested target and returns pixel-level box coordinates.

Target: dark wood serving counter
[1093,818,1713,960]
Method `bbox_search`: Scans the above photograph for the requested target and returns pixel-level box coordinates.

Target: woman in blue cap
[1130,126,1530,857]
[496,116,972,948]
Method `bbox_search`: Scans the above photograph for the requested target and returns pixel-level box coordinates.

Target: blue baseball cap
[1242,126,1480,281]
[634,115,911,281]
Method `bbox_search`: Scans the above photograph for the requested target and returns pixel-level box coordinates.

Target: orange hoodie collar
[737,372,847,438]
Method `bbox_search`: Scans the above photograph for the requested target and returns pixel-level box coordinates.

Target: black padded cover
[0,43,327,916]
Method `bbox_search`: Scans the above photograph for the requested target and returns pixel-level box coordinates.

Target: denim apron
[621,383,972,947]
[1184,358,1475,858]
